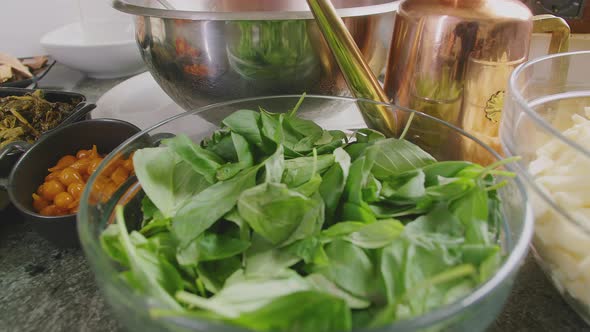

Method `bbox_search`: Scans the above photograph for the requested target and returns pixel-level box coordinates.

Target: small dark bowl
[0,87,96,210]
[5,119,141,248]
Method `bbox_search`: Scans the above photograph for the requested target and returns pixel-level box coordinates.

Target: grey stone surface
[0,207,122,332]
[1,71,589,331]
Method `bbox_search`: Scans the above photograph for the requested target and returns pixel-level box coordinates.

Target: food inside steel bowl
[84,96,530,332]
[112,0,395,110]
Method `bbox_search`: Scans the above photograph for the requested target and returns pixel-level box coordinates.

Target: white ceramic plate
[93,72,185,129]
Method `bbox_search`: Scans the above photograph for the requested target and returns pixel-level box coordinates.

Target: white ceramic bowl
[40,21,145,79]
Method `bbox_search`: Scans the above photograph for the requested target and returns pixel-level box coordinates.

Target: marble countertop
[0,66,588,332]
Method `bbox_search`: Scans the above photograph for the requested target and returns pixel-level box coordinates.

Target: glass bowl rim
[78,94,533,331]
[507,50,590,235]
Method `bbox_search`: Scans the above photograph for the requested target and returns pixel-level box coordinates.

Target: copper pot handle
[532,14,571,54]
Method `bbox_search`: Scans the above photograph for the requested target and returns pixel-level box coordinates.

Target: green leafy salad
[101,97,512,331]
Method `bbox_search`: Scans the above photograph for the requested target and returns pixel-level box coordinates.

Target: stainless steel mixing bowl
[111,0,396,110]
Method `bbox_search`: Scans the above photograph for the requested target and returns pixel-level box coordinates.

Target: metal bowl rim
[111,0,399,20]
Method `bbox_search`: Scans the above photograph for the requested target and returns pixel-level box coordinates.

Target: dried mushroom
[0,90,79,148]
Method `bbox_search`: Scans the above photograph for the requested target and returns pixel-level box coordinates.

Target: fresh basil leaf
[197,256,242,293]
[306,274,370,309]
[422,161,473,186]
[366,138,436,180]
[238,182,323,245]
[233,291,352,332]
[292,173,322,197]
[283,154,334,187]
[380,170,426,203]
[264,144,284,183]
[319,148,351,224]
[362,174,382,203]
[425,177,476,201]
[353,128,386,143]
[345,219,404,249]
[176,274,311,318]
[164,134,224,184]
[283,192,325,245]
[321,222,365,240]
[315,130,348,155]
[204,130,237,162]
[449,187,490,245]
[238,183,323,244]
[133,147,210,218]
[101,224,128,267]
[173,166,259,249]
[284,237,327,266]
[284,115,323,138]
[319,239,375,298]
[222,109,263,146]
[341,202,377,224]
[194,231,251,262]
[244,234,300,277]
[139,218,171,237]
[141,195,161,221]
[113,206,183,310]
[343,156,374,205]
[231,132,254,166]
[215,132,256,181]
[148,231,177,264]
[216,162,246,181]
[321,219,403,249]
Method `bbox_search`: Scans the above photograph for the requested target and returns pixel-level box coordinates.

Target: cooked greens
[101,99,511,331]
[0,90,79,148]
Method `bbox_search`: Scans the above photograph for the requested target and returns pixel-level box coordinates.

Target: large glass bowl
[79,95,532,332]
[500,50,590,324]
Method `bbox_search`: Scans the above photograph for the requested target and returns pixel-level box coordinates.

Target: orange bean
[32,193,49,213]
[76,149,91,159]
[48,155,77,172]
[110,166,129,186]
[122,158,134,172]
[41,180,65,201]
[67,182,85,200]
[44,171,61,182]
[54,192,74,209]
[58,168,83,186]
[67,199,80,210]
[39,205,64,216]
[87,158,104,175]
[89,145,100,159]
[69,158,92,174]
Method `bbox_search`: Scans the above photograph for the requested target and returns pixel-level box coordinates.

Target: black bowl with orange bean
[32,145,135,217]
[5,119,141,248]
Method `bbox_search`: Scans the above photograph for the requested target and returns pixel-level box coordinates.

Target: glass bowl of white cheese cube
[501,50,590,324]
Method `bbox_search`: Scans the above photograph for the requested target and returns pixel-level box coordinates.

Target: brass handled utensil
[306,0,400,137]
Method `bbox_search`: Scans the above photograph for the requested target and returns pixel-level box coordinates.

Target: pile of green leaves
[101,99,510,331]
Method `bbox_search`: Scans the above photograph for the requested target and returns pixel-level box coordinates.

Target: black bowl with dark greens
[79,95,532,332]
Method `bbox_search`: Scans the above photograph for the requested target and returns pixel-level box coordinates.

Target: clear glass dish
[500,50,590,324]
[79,95,532,332]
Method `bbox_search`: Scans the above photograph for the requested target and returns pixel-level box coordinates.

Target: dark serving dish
[0,87,96,176]
[0,56,56,89]
[3,118,141,248]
